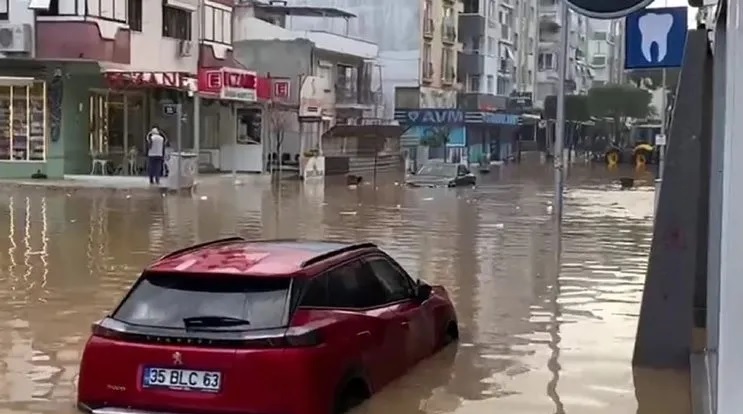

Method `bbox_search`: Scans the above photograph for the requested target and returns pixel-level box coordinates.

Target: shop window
[89,92,147,156]
[128,0,143,31]
[162,5,192,40]
[0,81,47,161]
[33,0,59,16]
[0,0,8,20]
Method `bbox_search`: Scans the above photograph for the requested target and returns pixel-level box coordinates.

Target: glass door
[89,93,109,155]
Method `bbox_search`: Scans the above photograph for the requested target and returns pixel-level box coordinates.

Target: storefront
[197,67,261,173]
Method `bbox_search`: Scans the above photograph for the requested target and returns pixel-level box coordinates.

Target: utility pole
[553,0,569,222]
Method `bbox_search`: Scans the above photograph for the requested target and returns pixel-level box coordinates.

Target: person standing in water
[146,126,165,185]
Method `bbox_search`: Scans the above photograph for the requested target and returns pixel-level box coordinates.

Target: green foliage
[544,95,590,122]
[420,126,450,148]
[587,84,652,120]
[627,68,680,91]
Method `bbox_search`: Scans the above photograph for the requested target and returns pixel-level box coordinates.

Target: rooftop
[146,238,375,276]
[252,2,355,19]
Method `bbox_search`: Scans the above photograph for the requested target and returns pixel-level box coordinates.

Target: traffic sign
[625,7,688,69]
[565,0,654,19]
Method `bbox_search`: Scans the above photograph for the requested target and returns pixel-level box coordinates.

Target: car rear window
[113,272,291,330]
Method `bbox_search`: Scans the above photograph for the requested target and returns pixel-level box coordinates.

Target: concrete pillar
[717,0,743,411]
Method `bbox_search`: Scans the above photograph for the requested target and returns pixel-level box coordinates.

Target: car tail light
[235,327,324,348]
[91,322,127,340]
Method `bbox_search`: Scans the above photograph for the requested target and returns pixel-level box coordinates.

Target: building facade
[586,18,625,86]
[536,0,591,107]
[232,1,380,170]
[0,0,264,178]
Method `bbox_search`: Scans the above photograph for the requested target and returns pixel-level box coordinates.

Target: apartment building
[587,18,624,86]
[458,0,538,109]
[536,0,591,107]
[0,0,259,178]
[280,0,461,116]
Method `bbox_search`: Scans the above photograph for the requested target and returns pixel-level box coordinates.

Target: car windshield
[417,163,456,177]
[113,272,290,330]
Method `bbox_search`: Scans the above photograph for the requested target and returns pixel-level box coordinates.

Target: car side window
[457,165,468,176]
[299,275,329,307]
[327,260,392,309]
[366,258,414,302]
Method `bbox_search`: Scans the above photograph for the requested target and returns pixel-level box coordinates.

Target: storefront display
[0,81,47,161]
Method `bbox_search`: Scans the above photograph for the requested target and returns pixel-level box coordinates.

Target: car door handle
[356,330,371,338]
[400,321,410,329]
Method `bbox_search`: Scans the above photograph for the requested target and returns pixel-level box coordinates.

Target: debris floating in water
[339,211,357,216]
[199,195,208,200]
[422,197,434,201]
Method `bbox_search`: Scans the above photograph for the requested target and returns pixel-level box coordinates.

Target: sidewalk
[0,173,272,195]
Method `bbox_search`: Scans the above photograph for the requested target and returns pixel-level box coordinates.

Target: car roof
[145,238,377,277]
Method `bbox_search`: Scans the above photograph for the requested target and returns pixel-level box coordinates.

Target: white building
[586,18,625,86]
[536,0,591,107]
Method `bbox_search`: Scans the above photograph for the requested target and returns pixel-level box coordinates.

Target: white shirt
[147,132,165,157]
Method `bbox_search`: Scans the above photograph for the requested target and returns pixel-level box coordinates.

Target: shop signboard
[198,68,257,103]
[299,76,325,118]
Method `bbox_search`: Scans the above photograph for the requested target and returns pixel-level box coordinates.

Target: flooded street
[0,164,690,414]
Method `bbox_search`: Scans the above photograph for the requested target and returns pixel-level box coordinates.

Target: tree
[267,109,293,169]
[627,68,680,91]
[587,84,652,145]
[544,94,590,122]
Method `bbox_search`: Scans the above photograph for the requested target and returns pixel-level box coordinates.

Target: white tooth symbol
[638,13,674,63]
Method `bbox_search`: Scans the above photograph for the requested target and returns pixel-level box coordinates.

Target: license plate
[142,367,221,392]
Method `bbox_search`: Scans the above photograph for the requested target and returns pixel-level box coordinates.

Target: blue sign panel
[394,109,464,126]
[625,7,688,69]
[406,126,466,147]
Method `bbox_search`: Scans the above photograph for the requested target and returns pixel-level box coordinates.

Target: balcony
[498,57,514,75]
[423,18,434,39]
[501,0,515,8]
[442,21,457,44]
[422,61,434,83]
[458,14,485,39]
[537,68,559,82]
[299,30,378,59]
[457,51,485,76]
[36,19,130,63]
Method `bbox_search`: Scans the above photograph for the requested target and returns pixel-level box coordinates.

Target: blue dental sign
[624,7,688,69]
[566,0,654,18]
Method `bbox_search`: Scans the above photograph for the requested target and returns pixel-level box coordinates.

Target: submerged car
[77,238,458,414]
[406,161,476,187]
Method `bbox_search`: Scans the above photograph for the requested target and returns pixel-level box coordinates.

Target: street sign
[625,7,688,69]
[655,133,667,145]
[162,103,177,116]
[565,0,654,19]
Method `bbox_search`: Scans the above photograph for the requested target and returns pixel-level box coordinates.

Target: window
[35,0,59,16]
[468,75,481,92]
[487,75,494,93]
[204,5,233,44]
[0,82,47,161]
[162,5,192,40]
[457,164,470,176]
[487,36,495,55]
[592,56,607,66]
[113,273,291,330]
[538,52,555,70]
[84,0,126,22]
[0,0,8,19]
[488,0,496,20]
[320,261,391,309]
[128,0,143,32]
[366,258,414,302]
[497,76,508,95]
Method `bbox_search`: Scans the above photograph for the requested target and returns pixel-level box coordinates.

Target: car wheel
[333,377,371,414]
[443,321,459,346]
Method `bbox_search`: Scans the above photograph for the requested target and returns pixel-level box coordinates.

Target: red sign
[104,71,192,90]
[198,67,257,102]
[273,80,290,99]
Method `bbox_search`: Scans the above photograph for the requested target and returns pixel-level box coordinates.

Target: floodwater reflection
[0,164,690,413]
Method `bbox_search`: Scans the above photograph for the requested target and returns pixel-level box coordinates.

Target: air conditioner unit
[0,24,32,53]
[178,40,193,57]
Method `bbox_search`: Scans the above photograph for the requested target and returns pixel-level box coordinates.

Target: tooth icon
[638,13,674,63]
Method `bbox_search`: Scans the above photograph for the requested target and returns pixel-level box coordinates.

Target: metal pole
[655,68,667,213]
[553,0,569,221]
[176,102,183,191]
[232,104,238,180]
[193,93,201,178]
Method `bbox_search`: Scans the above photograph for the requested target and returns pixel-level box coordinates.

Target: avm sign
[401,109,465,126]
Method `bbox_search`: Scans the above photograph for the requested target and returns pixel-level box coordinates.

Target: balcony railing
[423,18,434,38]
[442,22,456,44]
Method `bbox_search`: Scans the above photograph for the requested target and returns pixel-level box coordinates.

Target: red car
[77,238,458,414]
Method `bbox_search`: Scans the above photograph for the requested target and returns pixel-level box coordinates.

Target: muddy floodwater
[0,164,690,414]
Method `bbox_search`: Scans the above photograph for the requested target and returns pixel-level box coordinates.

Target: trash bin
[166,152,198,190]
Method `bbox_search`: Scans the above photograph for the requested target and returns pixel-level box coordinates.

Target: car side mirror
[415,280,432,302]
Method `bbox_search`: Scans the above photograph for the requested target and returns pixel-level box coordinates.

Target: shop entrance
[88,90,147,174]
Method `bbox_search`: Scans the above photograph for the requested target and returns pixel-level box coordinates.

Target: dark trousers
[148,156,164,184]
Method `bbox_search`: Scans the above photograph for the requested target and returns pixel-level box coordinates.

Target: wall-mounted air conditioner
[0,24,32,53]
[178,40,193,57]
